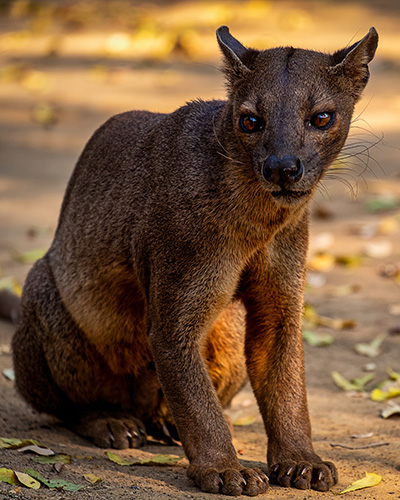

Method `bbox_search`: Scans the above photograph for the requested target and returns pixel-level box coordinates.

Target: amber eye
[239,115,262,133]
[310,112,334,130]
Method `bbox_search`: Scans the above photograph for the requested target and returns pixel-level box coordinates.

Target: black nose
[262,155,304,187]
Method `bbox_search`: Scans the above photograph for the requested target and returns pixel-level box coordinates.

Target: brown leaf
[18,445,55,456]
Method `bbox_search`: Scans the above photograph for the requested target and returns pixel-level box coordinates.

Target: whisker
[217,150,245,164]
[322,112,384,199]
[212,112,245,165]
[316,181,331,201]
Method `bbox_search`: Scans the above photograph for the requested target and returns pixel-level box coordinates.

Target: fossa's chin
[270,188,313,205]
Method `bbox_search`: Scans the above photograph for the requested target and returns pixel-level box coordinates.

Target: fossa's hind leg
[12,257,148,448]
[204,300,247,408]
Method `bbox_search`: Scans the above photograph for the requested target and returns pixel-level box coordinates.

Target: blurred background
[0,0,399,287]
[0,5,400,494]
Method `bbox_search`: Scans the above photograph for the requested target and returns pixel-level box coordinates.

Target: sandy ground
[0,1,399,498]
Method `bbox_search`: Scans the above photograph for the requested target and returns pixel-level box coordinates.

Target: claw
[286,466,295,476]
[300,466,309,476]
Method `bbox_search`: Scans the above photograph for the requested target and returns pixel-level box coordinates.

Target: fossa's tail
[0,290,21,324]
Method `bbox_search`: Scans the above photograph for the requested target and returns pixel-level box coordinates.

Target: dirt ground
[0,1,399,498]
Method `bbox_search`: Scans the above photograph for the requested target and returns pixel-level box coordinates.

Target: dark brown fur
[12,26,378,495]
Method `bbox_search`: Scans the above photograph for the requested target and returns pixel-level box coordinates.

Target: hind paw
[71,411,147,449]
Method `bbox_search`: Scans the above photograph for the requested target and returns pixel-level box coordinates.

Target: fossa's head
[217,26,378,207]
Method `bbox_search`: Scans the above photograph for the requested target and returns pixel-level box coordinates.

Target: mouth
[271,188,312,202]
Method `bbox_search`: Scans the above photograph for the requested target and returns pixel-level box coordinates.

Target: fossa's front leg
[148,267,269,496]
[241,215,338,492]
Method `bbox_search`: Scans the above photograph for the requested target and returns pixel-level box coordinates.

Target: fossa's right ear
[216,26,255,82]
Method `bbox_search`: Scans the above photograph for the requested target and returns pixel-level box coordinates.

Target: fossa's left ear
[330,28,378,100]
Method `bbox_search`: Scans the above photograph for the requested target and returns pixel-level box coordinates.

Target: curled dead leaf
[303,330,334,347]
[381,401,400,419]
[339,472,382,494]
[18,444,55,456]
[354,334,386,358]
[233,416,256,426]
[332,371,374,392]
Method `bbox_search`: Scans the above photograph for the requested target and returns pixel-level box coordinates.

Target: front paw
[269,460,337,491]
[188,464,269,496]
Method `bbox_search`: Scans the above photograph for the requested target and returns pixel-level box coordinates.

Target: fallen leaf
[363,362,377,372]
[309,232,334,254]
[320,317,356,330]
[381,401,400,419]
[105,451,135,466]
[332,371,358,392]
[2,368,15,381]
[308,253,335,272]
[18,445,55,456]
[306,272,327,288]
[133,454,183,466]
[313,205,333,219]
[0,468,19,486]
[335,254,363,268]
[0,438,39,449]
[366,196,398,213]
[380,262,400,280]
[0,277,22,296]
[52,462,63,473]
[25,469,85,491]
[13,248,47,264]
[371,384,400,402]
[351,432,374,439]
[331,442,388,450]
[0,344,11,355]
[14,471,40,490]
[105,451,182,466]
[378,216,399,235]
[339,472,382,494]
[387,367,400,381]
[303,330,334,347]
[351,222,376,238]
[83,473,103,484]
[332,371,374,392]
[303,304,355,330]
[32,454,71,464]
[233,416,257,426]
[363,241,393,259]
[354,334,386,358]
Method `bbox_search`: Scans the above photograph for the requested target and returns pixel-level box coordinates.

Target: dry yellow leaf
[308,253,335,272]
[339,472,382,494]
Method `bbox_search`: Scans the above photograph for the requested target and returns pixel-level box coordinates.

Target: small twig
[330,442,389,450]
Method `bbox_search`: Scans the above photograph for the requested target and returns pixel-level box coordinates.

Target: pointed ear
[330,28,378,99]
[216,26,254,83]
